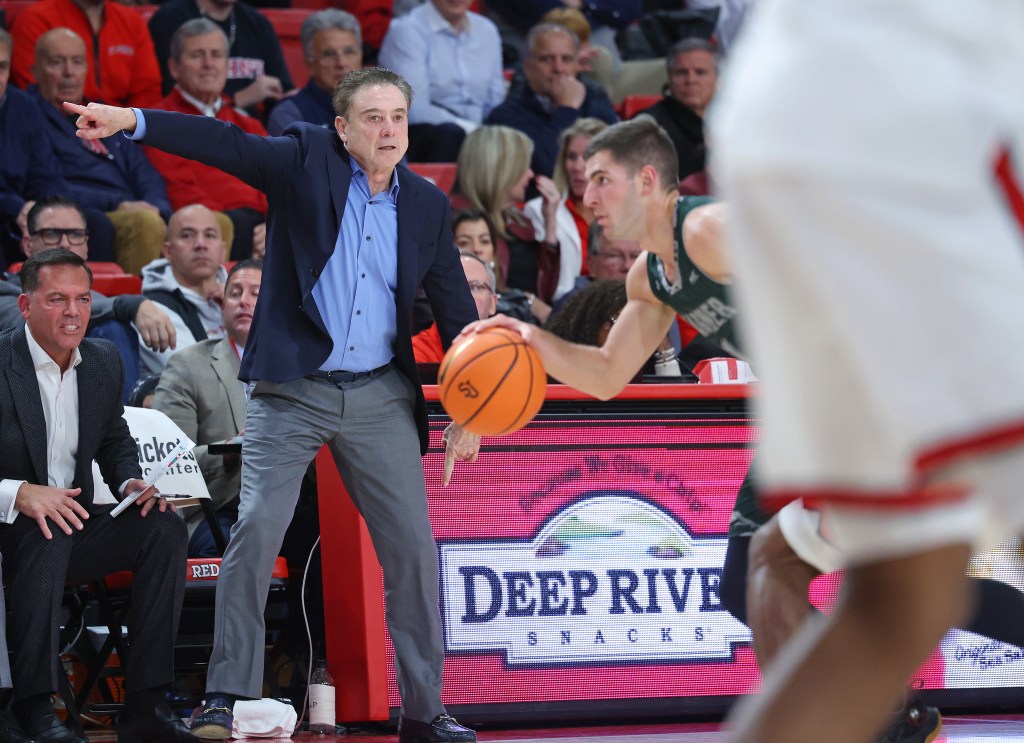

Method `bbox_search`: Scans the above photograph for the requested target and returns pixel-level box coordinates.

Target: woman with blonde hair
[523,117,607,303]
[454,125,562,323]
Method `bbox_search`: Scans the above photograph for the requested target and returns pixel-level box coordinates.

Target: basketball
[438,328,547,436]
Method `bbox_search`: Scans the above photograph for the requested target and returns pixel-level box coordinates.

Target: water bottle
[308,660,336,734]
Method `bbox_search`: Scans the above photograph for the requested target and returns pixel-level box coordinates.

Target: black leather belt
[306,362,391,385]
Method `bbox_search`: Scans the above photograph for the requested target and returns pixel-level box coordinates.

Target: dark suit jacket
[141,111,478,452]
[0,327,140,515]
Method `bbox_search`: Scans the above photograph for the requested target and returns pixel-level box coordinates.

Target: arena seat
[409,162,457,194]
[617,94,662,120]
[0,0,34,27]
[7,261,142,294]
[262,8,313,89]
[135,3,158,22]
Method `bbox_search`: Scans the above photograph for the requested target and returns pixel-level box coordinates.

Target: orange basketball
[438,328,547,436]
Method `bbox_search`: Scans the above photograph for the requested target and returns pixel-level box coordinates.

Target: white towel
[231,699,297,738]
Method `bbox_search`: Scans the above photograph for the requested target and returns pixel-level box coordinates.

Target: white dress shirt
[0,325,82,524]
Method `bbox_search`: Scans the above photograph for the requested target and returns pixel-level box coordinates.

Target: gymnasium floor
[82,715,1024,742]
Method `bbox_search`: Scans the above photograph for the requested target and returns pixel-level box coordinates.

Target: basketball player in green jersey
[459,118,973,743]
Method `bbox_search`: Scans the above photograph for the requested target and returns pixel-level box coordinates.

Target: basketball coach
[68,67,482,743]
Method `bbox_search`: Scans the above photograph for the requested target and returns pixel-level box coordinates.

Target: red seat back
[262,9,313,89]
[92,274,142,296]
[409,162,458,194]
[618,94,662,120]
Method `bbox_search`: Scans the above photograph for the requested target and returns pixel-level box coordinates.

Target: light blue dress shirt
[129,112,400,372]
[313,158,400,373]
[378,3,506,127]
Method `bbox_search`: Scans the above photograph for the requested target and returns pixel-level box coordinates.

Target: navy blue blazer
[140,111,478,453]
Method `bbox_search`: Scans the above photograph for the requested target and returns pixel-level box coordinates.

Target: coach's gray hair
[332,66,412,117]
[170,18,228,62]
[301,9,362,61]
[0,27,12,55]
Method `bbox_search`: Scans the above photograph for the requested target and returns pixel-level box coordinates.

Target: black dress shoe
[398,714,476,743]
[0,714,35,743]
[117,703,197,743]
[15,705,85,743]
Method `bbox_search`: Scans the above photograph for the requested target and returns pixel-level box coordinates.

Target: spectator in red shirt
[11,0,162,107]
[146,18,267,260]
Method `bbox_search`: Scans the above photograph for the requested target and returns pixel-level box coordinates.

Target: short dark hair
[226,258,264,285]
[21,248,92,293]
[584,118,679,193]
[27,195,87,235]
[332,66,412,118]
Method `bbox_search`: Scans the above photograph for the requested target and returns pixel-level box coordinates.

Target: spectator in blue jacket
[0,28,115,271]
[30,28,170,275]
[267,9,363,136]
[486,23,617,183]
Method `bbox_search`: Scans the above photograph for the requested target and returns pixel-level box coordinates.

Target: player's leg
[745,515,821,669]
[728,542,973,743]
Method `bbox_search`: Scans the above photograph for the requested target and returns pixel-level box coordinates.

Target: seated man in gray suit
[153,259,261,556]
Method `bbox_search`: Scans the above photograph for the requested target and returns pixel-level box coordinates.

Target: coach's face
[334,83,408,177]
[18,264,91,370]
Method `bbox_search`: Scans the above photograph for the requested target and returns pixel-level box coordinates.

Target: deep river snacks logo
[439,494,751,666]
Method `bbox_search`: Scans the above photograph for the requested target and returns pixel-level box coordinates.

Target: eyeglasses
[31,228,89,246]
[468,280,495,296]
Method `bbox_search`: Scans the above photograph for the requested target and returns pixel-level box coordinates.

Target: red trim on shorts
[759,483,970,515]
[914,419,1024,476]
[994,147,1024,233]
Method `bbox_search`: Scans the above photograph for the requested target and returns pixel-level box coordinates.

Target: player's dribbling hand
[442,422,480,487]
[456,314,535,346]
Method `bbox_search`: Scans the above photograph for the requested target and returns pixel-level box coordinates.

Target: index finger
[443,448,455,487]
[63,101,88,116]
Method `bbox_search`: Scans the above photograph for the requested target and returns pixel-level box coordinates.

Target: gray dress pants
[206,368,446,721]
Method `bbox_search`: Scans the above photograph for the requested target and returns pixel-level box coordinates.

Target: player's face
[583,150,642,240]
[170,31,229,103]
[222,268,261,344]
[34,32,87,109]
[564,134,592,200]
[335,84,409,176]
[163,206,226,284]
[454,218,494,264]
[24,207,89,259]
[308,28,361,94]
[18,264,91,369]
[462,256,497,320]
[668,50,717,115]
